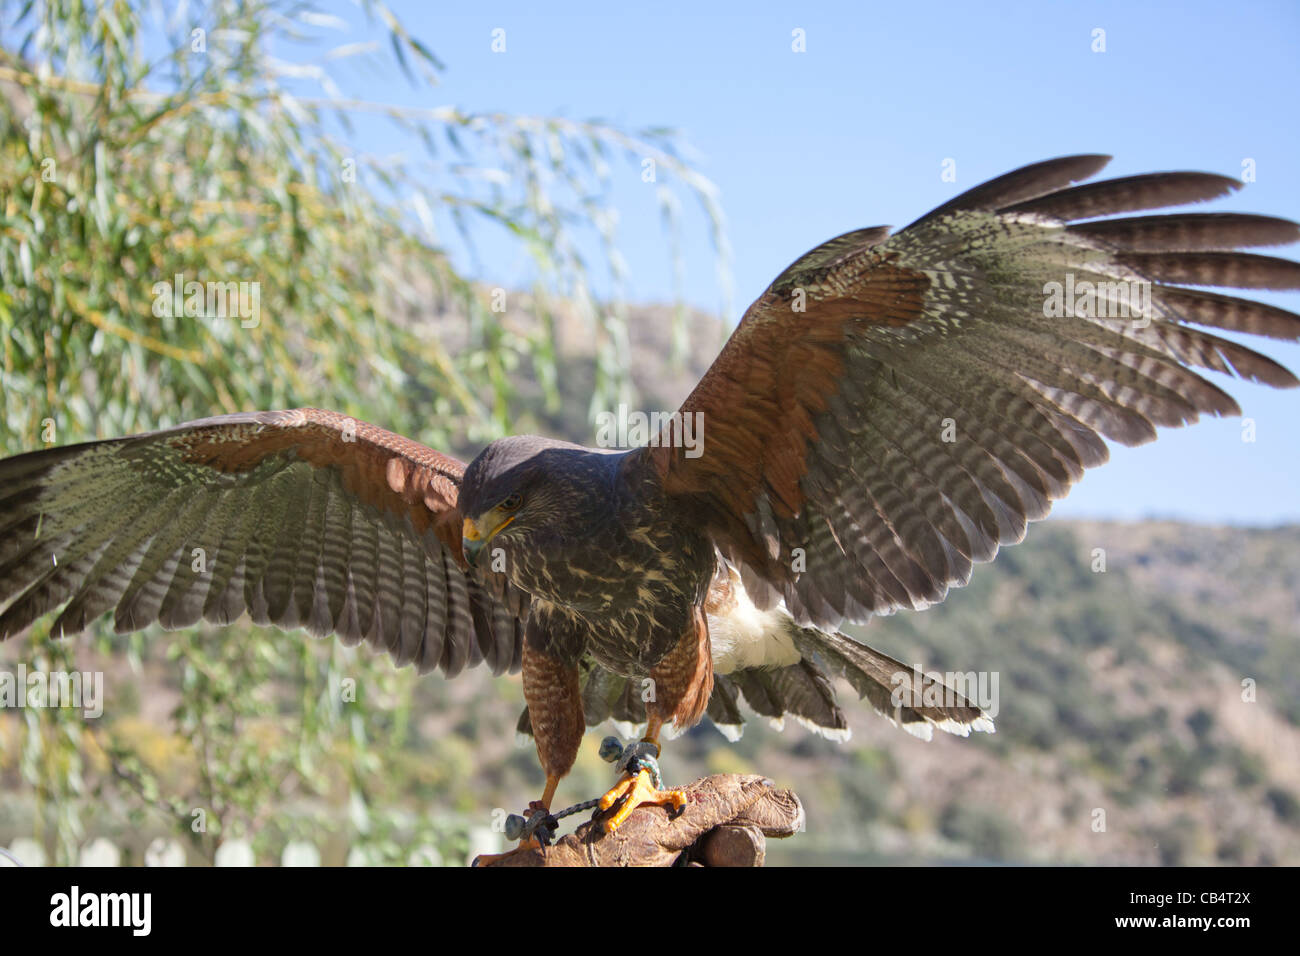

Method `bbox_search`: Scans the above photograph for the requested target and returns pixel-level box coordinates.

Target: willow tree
[0,0,727,864]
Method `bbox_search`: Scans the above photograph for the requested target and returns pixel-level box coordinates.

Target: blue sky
[315,0,1299,524]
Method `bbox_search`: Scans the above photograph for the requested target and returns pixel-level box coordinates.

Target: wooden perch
[475,773,804,867]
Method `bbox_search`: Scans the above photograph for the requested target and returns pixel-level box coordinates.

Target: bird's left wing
[0,408,524,676]
[644,155,1300,629]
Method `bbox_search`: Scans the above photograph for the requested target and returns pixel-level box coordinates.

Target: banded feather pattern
[650,155,1300,630]
[0,408,524,676]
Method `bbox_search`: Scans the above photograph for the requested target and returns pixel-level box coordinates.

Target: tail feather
[791,628,994,741]
[705,675,745,742]
[727,659,849,742]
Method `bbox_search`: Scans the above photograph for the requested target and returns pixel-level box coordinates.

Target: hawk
[2,156,1297,852]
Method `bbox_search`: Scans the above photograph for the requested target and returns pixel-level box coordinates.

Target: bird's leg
[471,637,584,866]
[597,716,689,833]
[471,774,561,866]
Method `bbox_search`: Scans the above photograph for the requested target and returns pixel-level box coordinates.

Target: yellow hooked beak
[462,514,514,566]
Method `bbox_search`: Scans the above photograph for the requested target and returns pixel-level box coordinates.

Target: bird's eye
[500,492,523,512]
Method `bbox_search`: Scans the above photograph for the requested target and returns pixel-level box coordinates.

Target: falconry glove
[475,774,803,867]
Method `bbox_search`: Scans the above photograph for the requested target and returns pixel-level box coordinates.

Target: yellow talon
[598,769,688,832]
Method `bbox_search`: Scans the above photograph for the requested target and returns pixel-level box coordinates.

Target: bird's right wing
[0,408,525,676]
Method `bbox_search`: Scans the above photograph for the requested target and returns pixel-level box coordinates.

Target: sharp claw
[597,769,688,832]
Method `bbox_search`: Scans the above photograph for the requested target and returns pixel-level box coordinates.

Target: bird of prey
[2,155,1298,850]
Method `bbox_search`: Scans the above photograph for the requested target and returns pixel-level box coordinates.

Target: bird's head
[458,436,619,570]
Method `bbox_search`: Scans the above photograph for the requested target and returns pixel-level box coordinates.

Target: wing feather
[648,156,1299,629]
[0,408,525,678]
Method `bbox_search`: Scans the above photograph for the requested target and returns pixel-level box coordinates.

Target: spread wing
[0,408,524,676]
[647,155,1300,629]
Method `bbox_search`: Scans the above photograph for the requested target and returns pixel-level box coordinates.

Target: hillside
[2,299,1297,865]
